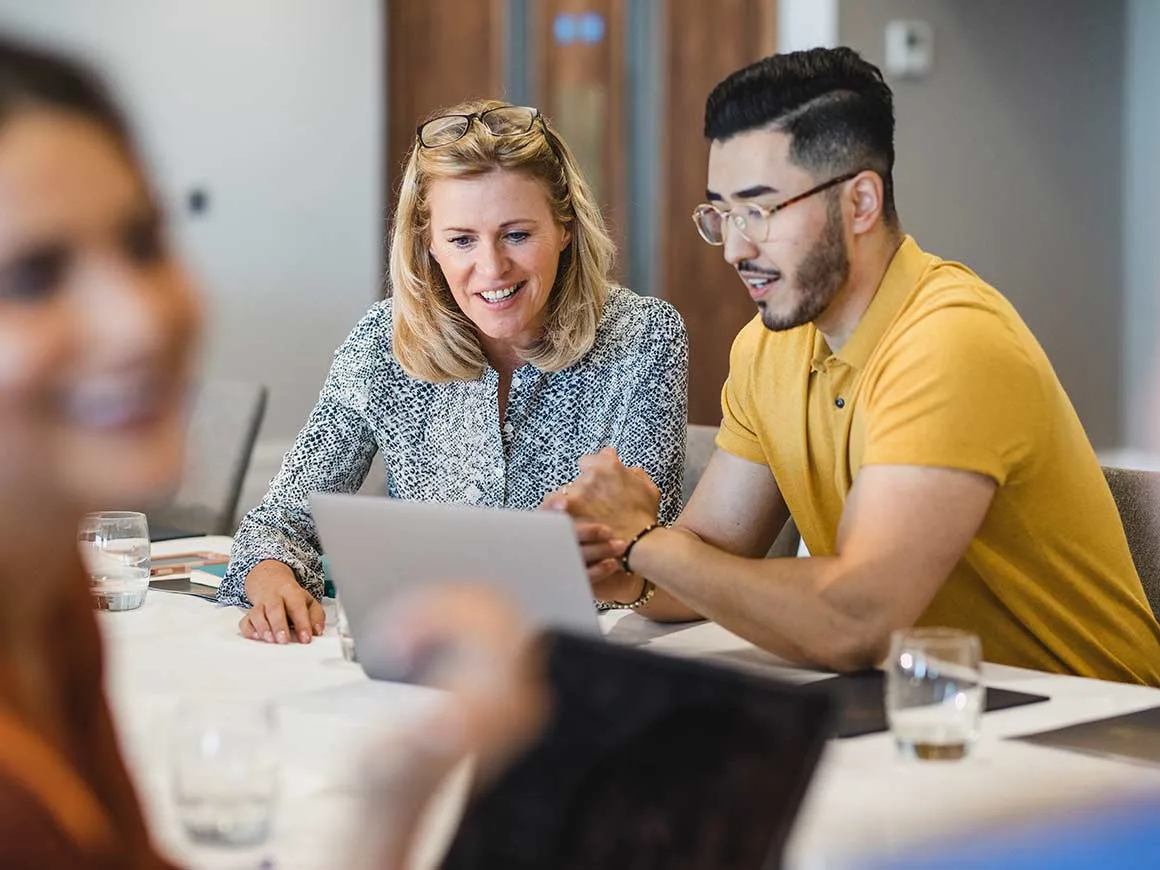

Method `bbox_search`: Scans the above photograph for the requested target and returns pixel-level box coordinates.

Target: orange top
[0,555,176,870]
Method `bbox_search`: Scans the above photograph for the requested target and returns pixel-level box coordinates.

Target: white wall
[1124,0,1160,452]
[840,1,1126,449]
[0,0,383,448]
[778,0,838,52]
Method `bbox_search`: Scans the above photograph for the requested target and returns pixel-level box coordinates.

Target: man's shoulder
[867,253,1050,408]
[896,256,1034,356]
[906,247,1019,320]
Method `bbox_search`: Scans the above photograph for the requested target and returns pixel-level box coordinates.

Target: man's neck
[815,229,904,354]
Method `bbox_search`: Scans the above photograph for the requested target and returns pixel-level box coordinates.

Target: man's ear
[849,171,885,235]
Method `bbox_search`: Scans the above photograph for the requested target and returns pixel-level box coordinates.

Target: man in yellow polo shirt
[549,47,1160,684]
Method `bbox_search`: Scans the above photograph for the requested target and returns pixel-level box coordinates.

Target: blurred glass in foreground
[170,700,279,854]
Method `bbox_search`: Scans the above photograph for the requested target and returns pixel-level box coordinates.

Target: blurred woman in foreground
[0,35,542,869]
[0,33,196,868]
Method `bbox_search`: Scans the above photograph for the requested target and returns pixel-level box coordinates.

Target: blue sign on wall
[553,11,605,45]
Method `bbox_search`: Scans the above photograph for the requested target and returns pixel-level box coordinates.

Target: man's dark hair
[705,47,898,227]
[0,34,138,158]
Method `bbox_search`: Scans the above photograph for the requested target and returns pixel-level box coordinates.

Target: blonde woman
[223,100,689,643]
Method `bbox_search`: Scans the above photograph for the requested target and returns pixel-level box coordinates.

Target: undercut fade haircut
[704,47,899,227]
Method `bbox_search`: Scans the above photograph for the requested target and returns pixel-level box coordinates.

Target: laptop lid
[309,493,601,680]
[440,630,833,870]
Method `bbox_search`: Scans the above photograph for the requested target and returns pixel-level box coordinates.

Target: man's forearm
[627,528,884,670]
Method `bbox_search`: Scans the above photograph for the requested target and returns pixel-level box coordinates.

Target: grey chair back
[684,424,800,559]
[150,380,267,536]
[1102,466,1160,618]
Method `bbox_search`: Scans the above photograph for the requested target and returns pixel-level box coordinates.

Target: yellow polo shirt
[718,236,1160,685]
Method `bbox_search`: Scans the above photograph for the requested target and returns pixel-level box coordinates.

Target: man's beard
[760,197,850,332]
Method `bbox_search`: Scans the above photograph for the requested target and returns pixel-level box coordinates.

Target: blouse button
[835,397,846,409]
[511,375,522,389]
[503,422,514,435]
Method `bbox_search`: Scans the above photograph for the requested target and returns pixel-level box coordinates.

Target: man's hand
[540,486,626,583]
[544,453,704,622]
[543,447,661,543]
[239,560,326,644]
[573,520,625,582]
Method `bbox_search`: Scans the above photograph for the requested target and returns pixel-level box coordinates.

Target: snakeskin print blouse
[219,287,688,605]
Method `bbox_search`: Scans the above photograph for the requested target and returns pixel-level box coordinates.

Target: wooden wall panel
[661,1,777,425]
[383,0,778,417]
[385,0,505,217]
[533,0,628,282]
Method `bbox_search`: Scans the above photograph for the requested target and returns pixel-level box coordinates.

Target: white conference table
[98,536,1160,869]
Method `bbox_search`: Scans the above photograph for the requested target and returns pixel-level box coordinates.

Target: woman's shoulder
[332,298,400,369]
[322,298,422,404]
[592,287,687,357]
[341,297,395,349]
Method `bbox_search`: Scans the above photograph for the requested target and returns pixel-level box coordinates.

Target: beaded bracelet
[594,575,655,612]
[619,522,664,575]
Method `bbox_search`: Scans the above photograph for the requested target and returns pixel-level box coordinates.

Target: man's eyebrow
[705,185,779,202]
[733,184,779,199]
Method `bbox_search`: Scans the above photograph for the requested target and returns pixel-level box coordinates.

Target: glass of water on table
[170,700,279,864]
[886,627,983,761]
[78,510,151,611]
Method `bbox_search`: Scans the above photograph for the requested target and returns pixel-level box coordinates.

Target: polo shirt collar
[812,235,925,372]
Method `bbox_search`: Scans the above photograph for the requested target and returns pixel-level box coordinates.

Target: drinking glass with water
[170,700,279,856]
[886,627,983,761]
[78,510,151,611]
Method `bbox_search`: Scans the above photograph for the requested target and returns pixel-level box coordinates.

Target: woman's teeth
[66,382,164,430]
[481,283,522,303]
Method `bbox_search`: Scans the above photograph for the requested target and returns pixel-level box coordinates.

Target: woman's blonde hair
[388,99,614,382]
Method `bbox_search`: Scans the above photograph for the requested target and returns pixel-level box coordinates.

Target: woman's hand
[238,560,326,644]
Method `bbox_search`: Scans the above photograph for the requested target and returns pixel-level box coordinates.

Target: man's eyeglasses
[691,172,859,246]
[417,105,547,149]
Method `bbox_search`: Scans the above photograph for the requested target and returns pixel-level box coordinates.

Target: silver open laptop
[309,493,601,680]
